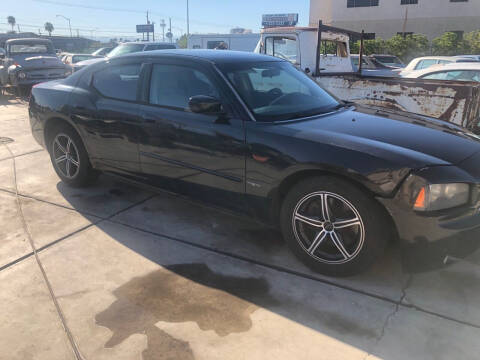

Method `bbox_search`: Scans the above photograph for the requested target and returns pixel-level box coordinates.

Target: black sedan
[28,50,480,276]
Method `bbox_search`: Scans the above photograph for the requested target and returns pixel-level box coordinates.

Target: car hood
[283,105,480,168]
[75,57,105,67]
[12,54,65,69]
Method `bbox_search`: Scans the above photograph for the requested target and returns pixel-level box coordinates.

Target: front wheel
[48,123,98,187]
[280,176,389,277]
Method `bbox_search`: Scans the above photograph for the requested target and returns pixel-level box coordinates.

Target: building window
[450,31,464,39]
[397,32,414,36]
[364,33,376,40]
[401,0,418,4]
[347,0,379,8]
[450,0,468,2]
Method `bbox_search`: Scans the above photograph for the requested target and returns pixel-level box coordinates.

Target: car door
[138,59,247,211]
[69,60,143,175]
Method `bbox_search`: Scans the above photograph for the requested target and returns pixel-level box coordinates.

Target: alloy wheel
[292,191,365,264]
[52,133,80,179]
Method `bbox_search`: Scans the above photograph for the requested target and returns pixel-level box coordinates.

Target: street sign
[136,24,154,33]
[166,32,173,39]
[262,14,298,28]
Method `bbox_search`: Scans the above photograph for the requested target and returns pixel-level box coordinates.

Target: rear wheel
[280,176,389,277]
[48,123,98,187]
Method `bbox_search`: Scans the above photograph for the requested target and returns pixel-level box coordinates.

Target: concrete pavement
[1,96,480,359]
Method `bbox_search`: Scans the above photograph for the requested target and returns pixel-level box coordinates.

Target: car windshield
[72,55,97,63]
[220,61,340,122]
[8,43,54,54]
[107,44,145,57]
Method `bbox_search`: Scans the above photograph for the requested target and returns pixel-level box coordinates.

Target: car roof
[406,62,480,78]
[119,49,282,65]
[6,38,53,44]
[119,41,175,46]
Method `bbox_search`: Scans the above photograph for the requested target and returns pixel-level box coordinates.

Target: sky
[1,0,310,41]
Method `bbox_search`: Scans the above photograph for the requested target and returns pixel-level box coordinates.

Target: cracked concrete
[2,100,480,359]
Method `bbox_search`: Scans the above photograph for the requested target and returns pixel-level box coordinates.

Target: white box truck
[187,33,260,52]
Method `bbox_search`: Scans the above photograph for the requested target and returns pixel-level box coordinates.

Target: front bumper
[380,155,480,246]
[10,69,68,86]
[379,196,480,245]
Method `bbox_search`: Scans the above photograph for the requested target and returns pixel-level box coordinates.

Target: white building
[309,0,480,40]
[187,33,260,52]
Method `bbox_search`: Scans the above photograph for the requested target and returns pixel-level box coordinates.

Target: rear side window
[149,64,219,109]
[92,64,141,101]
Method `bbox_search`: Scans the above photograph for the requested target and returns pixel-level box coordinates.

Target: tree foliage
[177,34,188,49]
[350,31,480,62]
[431,32,467,56]
[7,16,16,31]
[44,22,54,36]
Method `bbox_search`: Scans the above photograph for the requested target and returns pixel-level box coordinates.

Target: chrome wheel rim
[52,133,80,179]
[292,191,365,264]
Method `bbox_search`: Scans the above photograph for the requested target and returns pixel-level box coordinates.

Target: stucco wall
[310,0,480,40]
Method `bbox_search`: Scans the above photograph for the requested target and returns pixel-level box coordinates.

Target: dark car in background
[73,41,178,71]
[0,38,70,92]
[369,54,405,69]
[29,50,480,276]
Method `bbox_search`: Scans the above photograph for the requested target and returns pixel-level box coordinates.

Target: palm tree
[7,16,16,32]
[44,22,54,36]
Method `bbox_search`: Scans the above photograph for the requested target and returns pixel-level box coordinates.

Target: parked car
[403,62,480,82]
[0,38,70,93]
[400,56,479,77]
[455,55,480,61]
[62,53,103,72]
[73,41,178,71]
[369,54,405,68]
[351,55,399,77]
[91,47,114,57]
[29,50,480,276]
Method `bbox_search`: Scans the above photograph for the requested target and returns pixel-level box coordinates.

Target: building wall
[310,0,480,40]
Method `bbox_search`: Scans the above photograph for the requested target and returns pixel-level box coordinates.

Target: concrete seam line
[3,144,85,360]
[107,218,480,330]
[0,148,44,162]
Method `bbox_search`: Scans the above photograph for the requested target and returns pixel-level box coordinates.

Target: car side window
[264,37,297,63]
[438,60,452,65]
[416,59,436,70]
[422,72,448,80]
[92,64,141,101]
[149,64,220,110]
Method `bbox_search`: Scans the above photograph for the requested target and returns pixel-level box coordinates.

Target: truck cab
[255,26,355,74]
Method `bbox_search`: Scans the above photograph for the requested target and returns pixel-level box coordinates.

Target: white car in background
[399,56,479,77]
[402,62,480,82]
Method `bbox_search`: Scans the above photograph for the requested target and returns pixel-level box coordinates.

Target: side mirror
[0,48,5,59]
[188,95,223,114]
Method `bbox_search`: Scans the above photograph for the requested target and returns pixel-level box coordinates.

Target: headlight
[414,183,470,211]
[18,72,26,79]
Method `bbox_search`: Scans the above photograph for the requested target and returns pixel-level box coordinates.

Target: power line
[31,0,235,29]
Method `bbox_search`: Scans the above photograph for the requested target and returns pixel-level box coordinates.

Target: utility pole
[56,14,72,37]
[186,0,190,39]
[160,19,166,42]
[76,29,79,38]
[146,11,150,41]
[169,17,172,43]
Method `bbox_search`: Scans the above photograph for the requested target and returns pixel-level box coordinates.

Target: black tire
[48,123,99,187]
[280,176,389,277]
